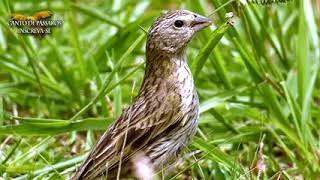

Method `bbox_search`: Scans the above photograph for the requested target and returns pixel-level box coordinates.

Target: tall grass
[0,0,319,179]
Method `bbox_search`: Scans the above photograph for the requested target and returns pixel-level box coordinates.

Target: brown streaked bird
[73,10,211,179]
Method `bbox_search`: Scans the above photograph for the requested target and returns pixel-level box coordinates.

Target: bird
[73,10,212,179]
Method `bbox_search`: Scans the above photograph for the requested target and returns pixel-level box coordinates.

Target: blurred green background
[0,0,319,179]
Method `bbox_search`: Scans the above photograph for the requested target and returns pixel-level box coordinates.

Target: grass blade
[191,22,231,77]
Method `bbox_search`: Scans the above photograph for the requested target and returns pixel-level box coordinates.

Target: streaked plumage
[73,10,211,179]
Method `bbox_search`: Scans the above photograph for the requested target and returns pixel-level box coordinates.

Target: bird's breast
[170,63,197,113]
[144,57,198,113]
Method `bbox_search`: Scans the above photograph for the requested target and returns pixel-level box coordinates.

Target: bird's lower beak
[191,15,212,31]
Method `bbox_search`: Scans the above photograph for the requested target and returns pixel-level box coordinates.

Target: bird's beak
[191,15,212,31]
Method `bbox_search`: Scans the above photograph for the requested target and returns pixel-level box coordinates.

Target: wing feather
[74,85,183,179]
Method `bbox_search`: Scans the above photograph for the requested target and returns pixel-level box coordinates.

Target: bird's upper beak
[191,15,212,31]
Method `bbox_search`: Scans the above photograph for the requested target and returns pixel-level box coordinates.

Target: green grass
[0,0,319,179]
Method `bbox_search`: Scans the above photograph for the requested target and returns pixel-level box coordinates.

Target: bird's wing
[74,86,184,179]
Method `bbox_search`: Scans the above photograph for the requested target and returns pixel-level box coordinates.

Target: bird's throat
[145,52,190,80]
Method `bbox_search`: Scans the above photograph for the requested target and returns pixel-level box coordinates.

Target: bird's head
[146,10,212,56]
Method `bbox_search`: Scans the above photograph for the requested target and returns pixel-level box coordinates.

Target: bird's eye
[174,20,184,28]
